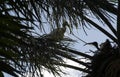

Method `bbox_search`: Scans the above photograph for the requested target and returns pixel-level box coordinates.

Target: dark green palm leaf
[0,0,119,77]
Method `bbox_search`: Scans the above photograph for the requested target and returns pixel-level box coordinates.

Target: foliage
[0,2,75,76]
[0,0,120,77]
[86,40,120,77]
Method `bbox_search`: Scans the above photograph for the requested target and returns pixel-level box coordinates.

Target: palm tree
[0,0,120,77]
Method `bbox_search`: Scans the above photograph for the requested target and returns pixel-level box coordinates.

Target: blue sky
[4,26,110,77]
[39,18,115,77]
[4,5,116,77]
[41,27,109,77]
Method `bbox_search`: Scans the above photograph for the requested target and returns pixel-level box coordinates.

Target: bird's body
[44,25,67,42]
[99,39,112,54]
[46,21,69,41]
[49,27,66,40]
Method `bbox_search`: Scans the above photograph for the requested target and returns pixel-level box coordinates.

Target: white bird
[46,21,69,41]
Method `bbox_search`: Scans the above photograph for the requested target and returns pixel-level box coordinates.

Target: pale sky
[40,27,109,77]
[4,23,112,77]
[4,28,108,77]
[4,5,116,77]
